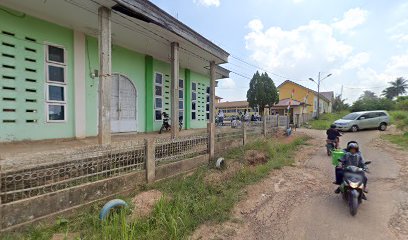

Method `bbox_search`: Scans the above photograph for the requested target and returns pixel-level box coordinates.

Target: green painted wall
[190,71,210,129]
[85,36,146,136]
[0,7,74,141]
[145,55,153,132]
[0,5,212,142]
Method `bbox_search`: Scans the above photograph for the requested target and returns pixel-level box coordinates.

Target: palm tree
[382,87,397,100]
[389,77,408,97]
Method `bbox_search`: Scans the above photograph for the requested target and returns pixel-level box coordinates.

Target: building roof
[114,0,229,63]
[277,80,331,103]
[320,91,334,101]
[215,96,223,100]
[273,98,310,107]
[216,101,249,108]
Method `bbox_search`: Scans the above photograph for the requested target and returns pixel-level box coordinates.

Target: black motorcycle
[159,113,171,134]
[339,161,371,216]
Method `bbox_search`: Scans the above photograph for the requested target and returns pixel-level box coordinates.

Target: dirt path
[191,129,408,240]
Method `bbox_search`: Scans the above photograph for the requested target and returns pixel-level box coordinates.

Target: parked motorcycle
[159,112,171,134]
[179,116,183,131]
[339,161,371,216]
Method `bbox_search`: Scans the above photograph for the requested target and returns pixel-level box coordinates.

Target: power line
[64,0,305,84]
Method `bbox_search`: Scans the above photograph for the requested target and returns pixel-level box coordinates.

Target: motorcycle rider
[335,142,368,200]
[326,124,341,148]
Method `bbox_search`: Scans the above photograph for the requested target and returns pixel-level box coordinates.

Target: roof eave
[113,0,229,63]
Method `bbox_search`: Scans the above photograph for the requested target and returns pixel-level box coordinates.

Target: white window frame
[46,83,66,103]
[179,78,184,120]
[154,72,164,121]
[46,62,67,84]
[45,43,67,122]
[191,82,197,120]
[46,104,67,123]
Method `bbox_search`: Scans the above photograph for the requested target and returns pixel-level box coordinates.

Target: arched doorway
[111,74,137,133]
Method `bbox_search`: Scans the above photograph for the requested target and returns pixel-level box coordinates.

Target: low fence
[0,116,288,231]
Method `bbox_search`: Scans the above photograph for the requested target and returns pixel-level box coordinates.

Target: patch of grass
[307,111,349,130]
[389,111,408,131]
[382,132,408,149]
[2,136,308,240]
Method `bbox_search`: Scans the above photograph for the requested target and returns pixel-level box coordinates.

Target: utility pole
[309,72,332,119]
[317,72,321,119]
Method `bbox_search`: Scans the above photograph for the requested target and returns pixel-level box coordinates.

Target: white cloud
[332,8,368,34]
[193,0,220,7]
[342,52,370,70]
[245,19,353,73]
[247,19,264,32]
[388,19,408,43]
[217,78,236,89]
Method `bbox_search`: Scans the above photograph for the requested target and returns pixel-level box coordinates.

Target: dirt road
[192,129,408,240]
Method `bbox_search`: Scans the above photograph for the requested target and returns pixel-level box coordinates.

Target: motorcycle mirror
[365,161,372,165]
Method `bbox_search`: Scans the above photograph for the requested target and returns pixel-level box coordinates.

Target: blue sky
[151,0,408,103]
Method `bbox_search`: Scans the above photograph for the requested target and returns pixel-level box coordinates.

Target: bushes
[389,111,408,131]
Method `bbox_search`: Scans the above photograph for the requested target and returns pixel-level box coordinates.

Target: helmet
[330,124,336,128]
[347,142,359,151]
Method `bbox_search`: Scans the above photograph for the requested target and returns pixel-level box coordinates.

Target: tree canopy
[332,95,349,112]
[351,91,395,112]
[246,71,279,115]
[382,77,408,100]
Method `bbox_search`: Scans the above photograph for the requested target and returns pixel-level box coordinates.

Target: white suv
[333,111,390,132]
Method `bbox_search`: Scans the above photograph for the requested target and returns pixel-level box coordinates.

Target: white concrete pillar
[98,6,112,145]
[209,61,216,123]
[170,42,179,139]
[74,31,86,139]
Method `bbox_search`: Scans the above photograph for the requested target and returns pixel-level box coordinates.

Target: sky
[150,0,408,103]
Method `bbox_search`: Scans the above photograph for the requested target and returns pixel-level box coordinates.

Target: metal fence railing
[0,142,146,204]
[155,134,209,164]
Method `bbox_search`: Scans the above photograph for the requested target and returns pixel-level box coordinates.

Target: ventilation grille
[1,30,40,124]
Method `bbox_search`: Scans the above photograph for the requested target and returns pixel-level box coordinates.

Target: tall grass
[1,137,308,240]
[389,111,408,131]
[307,111,349,130]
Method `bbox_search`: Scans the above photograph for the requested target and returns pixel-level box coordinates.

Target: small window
[155,85,162,96]
[179,79,183,88]
[179,100,183,109]
[192,92,196,101]
[192,82,196,91]
[48,45,65,64]
[155,97,162,109]
[179,90,183,99]
[47,65,65,83]
[48,104,65,121]
[192,102,196,111]
[155,73,163,84]
[154,73,164,121]
[48,85,65,102]
[155,110,162,121]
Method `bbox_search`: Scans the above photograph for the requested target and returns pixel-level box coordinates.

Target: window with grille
[154,72,163,121]
[191,82,197,120]
[45,44,66,122]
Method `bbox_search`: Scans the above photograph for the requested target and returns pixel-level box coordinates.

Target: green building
[0,0,229,142]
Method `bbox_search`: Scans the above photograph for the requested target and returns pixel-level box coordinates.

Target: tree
[359,90,378,100]
[351,91,395,112]
[246,71,279,115]
[382,87,397,100]
[382,77,407,100]
[389,77,408,97]
[332,95,349,112]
